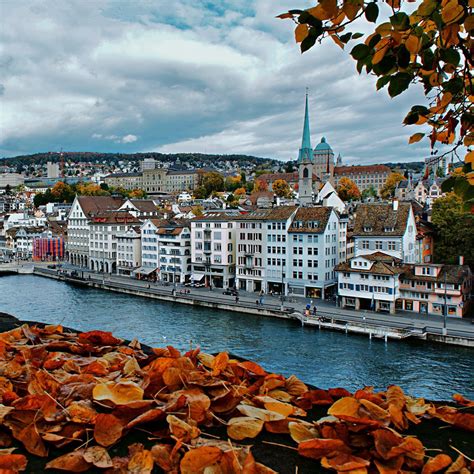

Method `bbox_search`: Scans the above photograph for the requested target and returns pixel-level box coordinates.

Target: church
[297,92,338,205]
[297,93,389,203]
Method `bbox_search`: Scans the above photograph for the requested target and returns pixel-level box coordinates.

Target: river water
[1,275,472,400]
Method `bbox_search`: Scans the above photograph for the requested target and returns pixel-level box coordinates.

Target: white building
[116,227,142,276]
[352,201,417,263]
[46,162,60,179]
[67,196,124,268]
[336,252,403,313]
[191,212,237,288]
[88,211,141,274]
[139,219,164,279]
[118,199,161,219]
[234,207,297,294]
[157,221,191,284]
[315,181,345,213]
[0,173,24,189]
[286,206,342,299]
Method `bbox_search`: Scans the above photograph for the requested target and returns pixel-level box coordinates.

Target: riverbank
[30,267,474,347]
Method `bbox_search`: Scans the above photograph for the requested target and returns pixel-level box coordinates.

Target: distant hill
[385,161,425,172]
[0,151,278,169]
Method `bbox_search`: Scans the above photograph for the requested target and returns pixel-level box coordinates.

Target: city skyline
[1,1,444,164]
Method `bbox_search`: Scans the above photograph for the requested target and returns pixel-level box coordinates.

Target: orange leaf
[180,446,223,474]
[238,360,267,376]
[212,352,229,376]
[422,454,453,474]
[128,448,154,474]
[0,454,28,471]
[16,423,48,457]
[295,24,309,43]
[409,133,425,144]
[45,450,91,472]
[94,413,123,447]
[92,381,144,405]
[78,330,122,346]
[298,438,347,460]
[151,444,180,472]
[328,397,361,418]
[167,414,200,442]
[285,375,308,396]
[321,453,370,471]
[372,38,391,65]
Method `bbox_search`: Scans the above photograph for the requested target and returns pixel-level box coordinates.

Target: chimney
[393,198,399,211]
[459,255,464,265]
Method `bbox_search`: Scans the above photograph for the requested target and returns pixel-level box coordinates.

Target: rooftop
[288,206,332,234]
[353,203,412,237]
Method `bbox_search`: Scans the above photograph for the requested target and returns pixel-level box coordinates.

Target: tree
[253,179,269,192]
[279,1,473,200]
[337,177,361,201]
[284,161,296,173]
[380,172,405,199]
[234,187,247,196]
[128,189,147,199]
[273,179,292,198]
[431,192,474,266]
[202,172,224,197]
[224,175,242,192]
[361,185,378,200]
[4,184,11,195]
[76,183,109,196]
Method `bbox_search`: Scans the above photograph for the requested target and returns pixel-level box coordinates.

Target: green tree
[284,161,295,173]
[4,184,11,195]
[361,186,378,200]
[337,177,361,201]
[431,192,474,267]
[381,172,405,199]
[224,175,242,192]
[279,0,474,202]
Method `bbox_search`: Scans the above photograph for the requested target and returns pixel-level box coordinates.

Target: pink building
[398,263,472,318]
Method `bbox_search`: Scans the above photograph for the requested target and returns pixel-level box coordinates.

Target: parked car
[223,288,238,296]
[47,264,57,269]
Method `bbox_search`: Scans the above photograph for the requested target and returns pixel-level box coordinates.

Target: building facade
[116,227,142,276]
[333,165,391,195]
[67,196,124,268]
[286,206,342,299]
[352,201,417,263]
[191,213,236,288]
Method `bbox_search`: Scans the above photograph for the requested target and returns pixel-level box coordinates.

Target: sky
[0,0,434,164]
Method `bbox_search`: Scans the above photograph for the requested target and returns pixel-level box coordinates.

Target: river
[1,275,472,400]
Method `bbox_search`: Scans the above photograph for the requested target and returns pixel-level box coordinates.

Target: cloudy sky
[0,0,433,164]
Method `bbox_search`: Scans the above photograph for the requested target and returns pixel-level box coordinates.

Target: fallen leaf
[237,404,285,422]
[180,446,223,474]
[298,438,347,460]
[0,453,28,471]
[78,330,122,346]
[289,421,319,443]
[94,413,123,447]
[92,381,144,405]
[83,445,113,468]
[128,447,154,473]
[422,454,453,474]
[212,352,229,376]
[45,450,91,472]
[328,397,361,418]
[227,417,264,440]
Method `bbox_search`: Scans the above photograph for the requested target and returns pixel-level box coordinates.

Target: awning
[191,273,205,281]
[134,266,157,276]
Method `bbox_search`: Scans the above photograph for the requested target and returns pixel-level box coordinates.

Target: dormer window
[363,226,372,232]
[384,226,394,232]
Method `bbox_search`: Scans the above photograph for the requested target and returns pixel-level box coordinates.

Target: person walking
[313,305,317,316]
[235,295,239,304]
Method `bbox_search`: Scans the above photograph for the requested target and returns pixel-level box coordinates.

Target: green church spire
[298,90,313,163]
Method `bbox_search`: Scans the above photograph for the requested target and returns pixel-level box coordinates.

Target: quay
[2,264,473,347]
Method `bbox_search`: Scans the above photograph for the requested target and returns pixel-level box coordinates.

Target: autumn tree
[234,187,247,196]
[279,0,474,204]
[128,188,147,199]
[272,179,293,198]
[224,175,242,192]
[253,179,269,192]
[431,192,474,266]
[337,177,361,201]
[380,172,405,198]
[76,183,109,196]
[202,172,225,197]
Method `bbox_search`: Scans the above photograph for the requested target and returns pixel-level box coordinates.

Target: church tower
[298,92,314,205]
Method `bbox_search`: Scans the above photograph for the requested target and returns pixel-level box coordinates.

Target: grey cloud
[1,0,433,164]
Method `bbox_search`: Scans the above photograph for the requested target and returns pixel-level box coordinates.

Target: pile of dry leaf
[0,324,473,473]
